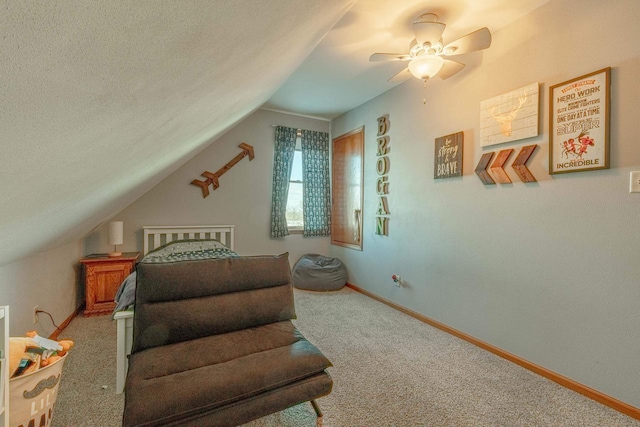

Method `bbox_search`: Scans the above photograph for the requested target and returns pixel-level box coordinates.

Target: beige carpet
[51,287,639,426]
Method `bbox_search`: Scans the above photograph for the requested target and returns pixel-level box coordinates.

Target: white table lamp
[107,221,124,257]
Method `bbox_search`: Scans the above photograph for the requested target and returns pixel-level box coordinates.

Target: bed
[114,225,235,394]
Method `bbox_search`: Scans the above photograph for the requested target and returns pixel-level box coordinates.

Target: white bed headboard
[143,225,235,255]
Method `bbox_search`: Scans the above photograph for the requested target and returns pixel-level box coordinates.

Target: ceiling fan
[370,13,492,83]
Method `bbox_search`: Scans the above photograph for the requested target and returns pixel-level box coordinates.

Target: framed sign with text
[549,67,610,174]
[434,131,463,179]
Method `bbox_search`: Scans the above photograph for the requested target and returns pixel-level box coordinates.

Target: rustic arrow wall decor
[490,148,514,184]
[511,144,538,182]
[475,152,496,185]
[191,143,255,198]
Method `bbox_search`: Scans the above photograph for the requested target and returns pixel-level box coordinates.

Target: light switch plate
[630,171,640,193]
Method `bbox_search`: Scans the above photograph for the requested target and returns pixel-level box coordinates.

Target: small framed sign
[434,131,463,179]
[549,67,610,174]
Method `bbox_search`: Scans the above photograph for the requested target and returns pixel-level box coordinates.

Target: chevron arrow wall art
[512,144,538,182]
[475,144,538,185]
[475,152,496,185]
[490,149,515,184]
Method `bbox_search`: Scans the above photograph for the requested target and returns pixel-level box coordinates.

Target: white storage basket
[9,354,66,427]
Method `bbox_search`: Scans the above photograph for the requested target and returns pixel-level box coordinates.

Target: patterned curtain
[301,130,331,237]
[270,126,297,238]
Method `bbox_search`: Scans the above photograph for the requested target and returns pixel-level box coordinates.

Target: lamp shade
[408,55,444,80]
[107,221,124,246]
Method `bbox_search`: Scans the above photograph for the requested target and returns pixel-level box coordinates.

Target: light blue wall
[0,240,82,335]
[330,0,640,408]
[85,109,332,267]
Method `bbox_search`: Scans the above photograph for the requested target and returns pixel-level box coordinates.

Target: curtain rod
[272,125,302,136]
[271,125,331,137]
[271,125,300,130]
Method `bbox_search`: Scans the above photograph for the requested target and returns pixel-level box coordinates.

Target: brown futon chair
[123,253,333,426]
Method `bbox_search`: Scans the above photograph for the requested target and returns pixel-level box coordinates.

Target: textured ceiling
[0,0,355,266]
[0,0,550,267]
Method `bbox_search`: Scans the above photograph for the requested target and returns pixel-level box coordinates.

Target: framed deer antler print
[549,68,610,174]
[480,82,539,147]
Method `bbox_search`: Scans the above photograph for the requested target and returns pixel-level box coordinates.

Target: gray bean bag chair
[292,254,347,291]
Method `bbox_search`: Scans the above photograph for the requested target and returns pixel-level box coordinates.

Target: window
[270,126,330,238]
[286,139,303,229]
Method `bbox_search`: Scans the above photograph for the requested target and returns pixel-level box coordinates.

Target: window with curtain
[286,145,304,229]
[270,126,331,238]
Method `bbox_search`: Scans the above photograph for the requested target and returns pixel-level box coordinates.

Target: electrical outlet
[630,171,640,193]
[33,305,39,324]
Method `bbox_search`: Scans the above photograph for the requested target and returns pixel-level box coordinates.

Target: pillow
[145,239,229,257]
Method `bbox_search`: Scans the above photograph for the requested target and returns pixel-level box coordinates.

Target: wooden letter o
[376,156,390,175]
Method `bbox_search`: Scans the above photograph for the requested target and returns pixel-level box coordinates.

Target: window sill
[288,228,303,235]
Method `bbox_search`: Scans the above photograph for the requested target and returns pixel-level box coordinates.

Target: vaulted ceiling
[0,0,355,266]
[0,0,549,267]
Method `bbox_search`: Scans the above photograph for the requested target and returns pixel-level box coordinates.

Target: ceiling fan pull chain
[423,78,428,105]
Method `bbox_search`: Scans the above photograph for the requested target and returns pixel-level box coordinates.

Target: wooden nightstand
[80,252,140,316]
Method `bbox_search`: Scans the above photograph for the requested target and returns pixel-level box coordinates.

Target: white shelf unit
[0,305,9,427]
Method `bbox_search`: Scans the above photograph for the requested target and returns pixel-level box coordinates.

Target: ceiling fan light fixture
[408,55,444,80]
[370,12,492,83]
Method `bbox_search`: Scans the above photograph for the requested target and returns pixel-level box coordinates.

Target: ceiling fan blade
[438,59,465,79]
[369,53,411,62]
[413,21,446,46]
[388,67,413,83]
[442,27,491,56]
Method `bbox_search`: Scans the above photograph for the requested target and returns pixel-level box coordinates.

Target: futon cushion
[125,252,333,427]
[123,321,332,426]
[132,254,295,353]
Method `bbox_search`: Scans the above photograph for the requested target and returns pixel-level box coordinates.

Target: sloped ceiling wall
[0,0,355,266]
